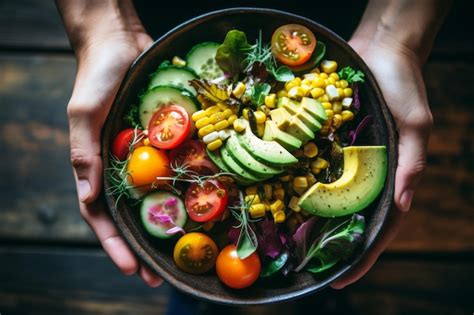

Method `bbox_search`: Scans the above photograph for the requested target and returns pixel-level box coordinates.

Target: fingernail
[400,189,414,212]
[149,278,163,288]
[78,179,91,202]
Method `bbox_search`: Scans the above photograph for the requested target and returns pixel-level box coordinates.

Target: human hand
[59,0,162,287]
[331,38,433,289]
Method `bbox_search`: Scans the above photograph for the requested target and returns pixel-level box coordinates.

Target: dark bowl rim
[102,6,397,306]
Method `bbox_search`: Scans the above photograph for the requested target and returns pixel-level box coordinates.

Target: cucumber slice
[139,85,199,128]
[148,66,198,95]
[140,191,187,239]
[186,42,225,80]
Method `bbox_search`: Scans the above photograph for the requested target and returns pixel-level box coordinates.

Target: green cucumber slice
[148,66,198,95]
[186,42,225,80]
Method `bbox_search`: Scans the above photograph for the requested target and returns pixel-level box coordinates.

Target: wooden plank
[0,247,472,315]
[0,55,472,251]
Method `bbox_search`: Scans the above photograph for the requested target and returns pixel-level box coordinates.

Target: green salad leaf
[260,251,289,277]
[338,66,365,84]
[272,66,295,82]
[250,82,271,106]
[215,30,252,79]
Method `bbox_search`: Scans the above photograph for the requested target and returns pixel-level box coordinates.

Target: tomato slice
[148,105,191,149]
[271,24,317,66]
[185,179,228,222]
[169,140,219,175]
[111,128,143,160]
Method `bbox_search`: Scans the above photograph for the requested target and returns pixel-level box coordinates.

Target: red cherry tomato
[169,140,219,175]
[216,245,261,289]
[148,105,191,150]
[271,24,317,66]
[111,128,142,160]
[184,179,228,222]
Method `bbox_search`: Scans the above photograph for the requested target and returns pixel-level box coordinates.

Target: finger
[80,198,139,276]
[330,209,406,289]
[138,263,163,288]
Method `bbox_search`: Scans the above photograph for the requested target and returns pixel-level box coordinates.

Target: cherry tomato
[148,105,191,149]
[185,179,228,222]
[126,146,170,188]
[169,140,218,175]
[111,128,142,160]
[173,232,218,274]
[271,24,317,66]
[216,245,261,289]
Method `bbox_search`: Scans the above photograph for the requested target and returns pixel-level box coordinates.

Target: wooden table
[0,1,472,314]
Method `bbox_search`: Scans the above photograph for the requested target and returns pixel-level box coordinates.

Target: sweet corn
[222,108,233,119]
[217,102,228,111]
[265,93,276,108]
[202,131,219,144]
[285,79,300,92]
[311,167,322,175]
[245,194,261,205]
[263,184,272,200]
[337,88,344,100]
[227,114,238,125]
[257,123,265,137]
[333,114,343,128]
[232,82,246,98]
[143,138,150,146]
[277,90,288,98]
[306,173,317,186]
[317,94,329,102]
[191,110,207,122]
[312,77,326,88]
[340,79,349,88]
[301,78,312,86]
[249,204,266,219]
[294,176,308,188]
[329,72,340,81]
[303,142,319,158]
[242,108,249,120]
[274,181,282,189]
[204,105,220,116]
[273,188,285,201]
[319,125,331,135]
[319,72,328,78]
[328,77,336,85]
[288,86,305,99]
[215,119,230,131]
[270,199,284,213]
[325,109,334,121]
[233,119,246,132]
[172,56,186,67]
[294,186,308,196]
[333,101,343,114]
[321,60,338,73]
[310,87,325,98]
[289,196,301,212]
[343,87,353,97]
[263,202,271,212]
[195,117,210,129]
[300,84,312,96]
[342,110,355,122]
[206,138,223,151]
[280,174,291,182]
[254,111,267,124]
[245,186,258,195]
[273,210,286,223]
[312,157,329,169]
[310,67,320,74]
[198,124,215,137]
[209,112,225,124]
[321,101,332,110]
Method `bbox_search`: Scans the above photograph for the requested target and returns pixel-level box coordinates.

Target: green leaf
[250,83,271,106]
[158,60,171,69]
[237,226,258,259]
[260,252,289,277]
[338,66,365,84]
[215,30,252,78]
[272,66,295,82]
[124,104,141,129]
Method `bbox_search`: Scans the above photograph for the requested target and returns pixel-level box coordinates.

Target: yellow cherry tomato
[126,146,169,187]
[173,232,218,274]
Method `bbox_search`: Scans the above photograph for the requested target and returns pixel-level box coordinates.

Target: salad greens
[338,66,365,84]
[215,30,252,79]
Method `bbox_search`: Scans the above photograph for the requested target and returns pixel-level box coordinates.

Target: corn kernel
[333,101,343,114]
[206,138,223,151]
[215,119,230,131]
[280,174,291,182]
[306,173,317,186]
[265,93,276,108]
[263,202,271,212]
[310,67,320,74]
[273,210,286,223]
[289,196,301,212]
[342,110,355,122]
[221,108,233,119]
[205,105,220,116]
[273,188,285,201]
[300,84,312,96]
[242,108,249,119]
[321,101,332,110]
[202,131,219,144]
[303,142,319,158]
[245,186,258,195]
[209,112,225,124]
[335,81,341,88]
[257,123,265,137]
[249,204,266,219]
[329,72,340,81]
[195,117,211,129]
[310,87,325,98]
[324,79,330,86]
[319,125,331,135]
[285,79,300,92]
[328,77,336,85]
[172,56,186,67]
[191,110,207,122]
[312,157,329,169]
[344,87,353,97]
[312,77,326,88]
[340,80,349,88]
[254,111,267,124]
[232,82,246,98]
[143,138,150,146]
[294,186,308,196]
[227,114,238,125]
[233,119,246,133]
[270,199,284,213]
[277,90,287,98]
[311,167,322,175]
[325,109,334,121]
[337,88,344,100]
[274,181,282,189]
[294,176,308,188]
[198,124,215,137]
[333,114,343,128]
[245,194,261,205]
[288,86,305,99]
[321,60,338,73]
[217,102,228,111]
[317,94,329,102]
[319,72,328,78]
[263,184,272,200]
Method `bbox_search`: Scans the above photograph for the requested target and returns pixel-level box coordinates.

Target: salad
[107,24,387,289]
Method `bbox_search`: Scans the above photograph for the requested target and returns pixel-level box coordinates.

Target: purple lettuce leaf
[257,218,284,259]
[352,84,361,112]
[348,115,374,146]
[293,217,318,265]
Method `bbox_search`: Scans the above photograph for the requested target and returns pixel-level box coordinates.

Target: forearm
[352,0,452,64]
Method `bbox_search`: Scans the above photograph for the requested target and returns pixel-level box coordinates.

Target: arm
[331,0,452,289]
[56,0,161,287]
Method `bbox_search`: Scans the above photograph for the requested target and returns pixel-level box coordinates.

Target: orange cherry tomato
[126,146,170,188]
[271,24,317,66]
[216,244,261,289]
[173,232,218,274]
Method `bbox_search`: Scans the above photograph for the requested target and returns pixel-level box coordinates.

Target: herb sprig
[230,192,260,259]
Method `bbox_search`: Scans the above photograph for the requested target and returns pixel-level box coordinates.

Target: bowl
[102,7,397,305]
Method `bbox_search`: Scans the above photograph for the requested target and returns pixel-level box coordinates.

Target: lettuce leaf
[215,30,252,79]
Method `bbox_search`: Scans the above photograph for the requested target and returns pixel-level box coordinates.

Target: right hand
[67,24,162,287]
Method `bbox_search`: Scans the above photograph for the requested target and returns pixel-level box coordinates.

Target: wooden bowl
[102,7,397,305]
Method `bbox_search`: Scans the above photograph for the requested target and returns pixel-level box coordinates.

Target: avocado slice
[300,97,327,123]
[236,120,298,167]
[226,134,283,177]
[286,116,315,143]
[206,149,257,186]
[277,96,299,110]
[264,120,302,151]
[220,145,261,183]
[282,102,322,132]
[299,146,387,217]
[270,107,291,130]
